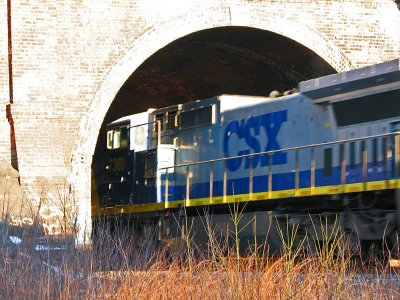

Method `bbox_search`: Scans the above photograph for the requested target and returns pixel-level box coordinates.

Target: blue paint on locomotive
[159,61,400,204]
[162,161,393,202]
[167,93,333,201]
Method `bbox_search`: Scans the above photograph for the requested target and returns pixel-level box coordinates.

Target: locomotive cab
[102,119,134,206]
[100,108,176,207]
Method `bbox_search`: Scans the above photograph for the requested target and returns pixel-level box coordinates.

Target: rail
[160,132,400,207]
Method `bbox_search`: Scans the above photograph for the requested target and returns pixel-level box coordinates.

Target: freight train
[94,59,400,253]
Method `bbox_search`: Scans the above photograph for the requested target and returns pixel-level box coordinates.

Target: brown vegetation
[0,214,400,300]
[0,181,399,299]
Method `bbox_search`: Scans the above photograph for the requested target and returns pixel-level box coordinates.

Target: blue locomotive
[96,59,400,251]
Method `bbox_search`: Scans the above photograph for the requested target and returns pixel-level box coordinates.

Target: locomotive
[95,59,400,253]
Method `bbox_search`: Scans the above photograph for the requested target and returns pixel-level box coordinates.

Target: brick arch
[245,14,353,72]
[228,7,353,72]
[70,2,398,243]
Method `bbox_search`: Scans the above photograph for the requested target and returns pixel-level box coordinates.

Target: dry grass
[0,215,400,299]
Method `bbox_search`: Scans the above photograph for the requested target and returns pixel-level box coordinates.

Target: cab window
[113,130,121,149]
[107,130,113,149]
[107,128,128,149]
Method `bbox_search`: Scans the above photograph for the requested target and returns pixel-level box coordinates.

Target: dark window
[333,89,400,126]
[383,137,389,163]
[372,138,378,166]
[324,148,333,177]
[339,143,345,166]
[180,106,213,130]
[360,140,366,168]
[120,127,128,149]
[350,142,356,169]
[144,151,156,181]
[166,111,177,129]
[155,113,164,131]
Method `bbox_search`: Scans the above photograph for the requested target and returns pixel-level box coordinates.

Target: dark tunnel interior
[92,26,336,186]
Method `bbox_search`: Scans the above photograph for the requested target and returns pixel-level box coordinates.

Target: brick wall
[0,0,398,243]
[0,1,10,163]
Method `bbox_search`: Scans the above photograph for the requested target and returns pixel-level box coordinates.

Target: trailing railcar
[95,59,400,252]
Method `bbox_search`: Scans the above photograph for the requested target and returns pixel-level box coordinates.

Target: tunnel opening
[91,26,336,201]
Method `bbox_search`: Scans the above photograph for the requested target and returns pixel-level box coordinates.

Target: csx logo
[223,110,287,172]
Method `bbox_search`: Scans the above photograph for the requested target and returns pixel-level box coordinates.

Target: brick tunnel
[3,0,399,245]
[92,26,336,198]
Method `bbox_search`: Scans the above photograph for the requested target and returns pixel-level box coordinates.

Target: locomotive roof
[299,59,400,103]
[110,108,156,125]
[109,93,295,126]
[218,94,273,112]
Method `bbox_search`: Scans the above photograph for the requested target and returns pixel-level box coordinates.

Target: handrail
[160,131,400,207]
[159,132,400,171]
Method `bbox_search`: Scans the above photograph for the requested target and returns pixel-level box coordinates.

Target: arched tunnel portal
[92,26,336,200]
[92,26,336,190]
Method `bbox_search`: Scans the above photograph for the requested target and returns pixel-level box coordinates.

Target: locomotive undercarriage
[153,189,400,258]
[94,189,400,259]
